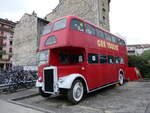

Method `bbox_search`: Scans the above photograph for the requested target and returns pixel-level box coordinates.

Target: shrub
[128,50,150,78]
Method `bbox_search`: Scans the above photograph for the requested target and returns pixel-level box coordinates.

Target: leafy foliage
[128,50,150,78]
[142,49,150,60]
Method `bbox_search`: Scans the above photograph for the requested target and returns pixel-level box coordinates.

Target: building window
[102,2,105,7]
[10,41,13,45]
[102,8,106,12]
[103,16,105,21]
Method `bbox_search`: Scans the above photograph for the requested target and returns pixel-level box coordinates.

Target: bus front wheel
[67,79,84,104]
[39,87,51,97]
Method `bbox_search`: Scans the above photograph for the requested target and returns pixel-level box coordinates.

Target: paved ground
[0,81,150,113]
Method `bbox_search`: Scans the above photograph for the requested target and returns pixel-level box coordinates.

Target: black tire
[67,79,84,104]
[39,87,51,97]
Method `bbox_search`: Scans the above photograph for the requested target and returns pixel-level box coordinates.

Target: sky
[0,0,150,45]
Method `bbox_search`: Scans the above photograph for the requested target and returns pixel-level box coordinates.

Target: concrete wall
[46,0,110,30]
[12,14,48,66]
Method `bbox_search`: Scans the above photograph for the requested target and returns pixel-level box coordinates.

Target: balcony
[0,50,6,55]
[0,26,14,33]
[0,35,6,40]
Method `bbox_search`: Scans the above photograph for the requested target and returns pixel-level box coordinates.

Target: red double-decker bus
[36,16,128,104]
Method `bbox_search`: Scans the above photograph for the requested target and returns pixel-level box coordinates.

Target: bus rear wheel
[39,87,51,97]
[67,79,84,104]
[119,72,124,85]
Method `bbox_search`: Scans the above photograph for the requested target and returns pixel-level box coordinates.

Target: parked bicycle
[0,67,37,93]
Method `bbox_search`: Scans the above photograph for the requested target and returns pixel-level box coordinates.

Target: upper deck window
[86,24,96,36]
[121,40,126,46]
[117,38,126,46]
[53,18,67,31]
[117,38,122,45]
[96,28,105,39]
[42,24,52,35]
[45,36,56,46]
[104,33,112,42]
[111,35,117,43]
[71,19,84,32]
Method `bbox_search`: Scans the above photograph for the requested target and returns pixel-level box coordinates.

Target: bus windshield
[38,50,49,66]
[53,18,67,31]
[42,24,52,35]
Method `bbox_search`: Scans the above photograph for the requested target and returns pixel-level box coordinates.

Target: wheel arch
[74,77,88,93]
[58,74,89,92]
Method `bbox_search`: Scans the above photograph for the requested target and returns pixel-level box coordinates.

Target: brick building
[0,18,16,70]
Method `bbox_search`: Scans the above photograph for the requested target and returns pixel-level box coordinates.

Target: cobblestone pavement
[0,81,150,113]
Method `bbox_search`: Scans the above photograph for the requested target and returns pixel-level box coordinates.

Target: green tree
[141,49,150,61]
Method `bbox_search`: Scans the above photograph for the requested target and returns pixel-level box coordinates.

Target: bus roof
[46,15,125,41]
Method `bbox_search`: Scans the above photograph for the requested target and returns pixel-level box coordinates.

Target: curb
[8,93,55,113]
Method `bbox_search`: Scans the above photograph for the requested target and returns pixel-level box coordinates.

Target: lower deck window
[120,57,124,64]
[59,52,84,64]
[100,55,107,64]
[88,54,98,64]
[108,56,114,64]
[115,57,124,64]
